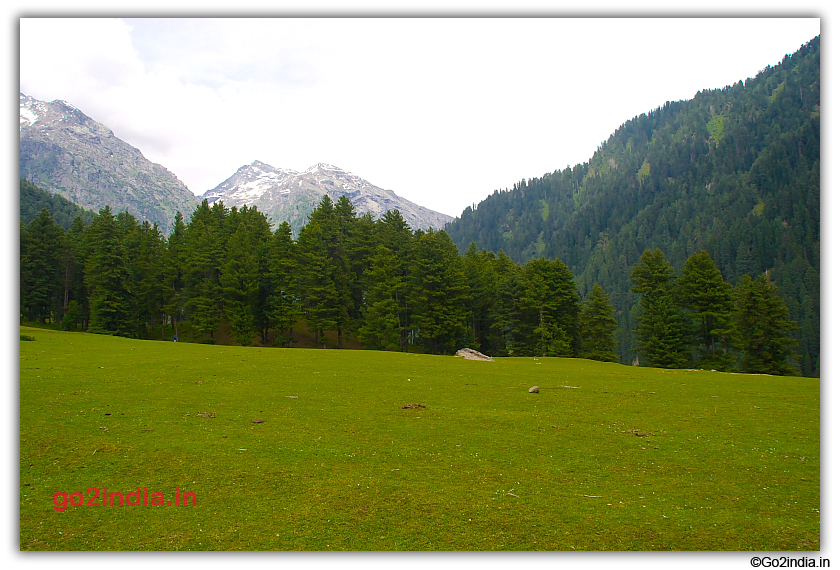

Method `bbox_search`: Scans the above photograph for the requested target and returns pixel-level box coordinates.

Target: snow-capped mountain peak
[202,161,452,234]
[19,93,198,233]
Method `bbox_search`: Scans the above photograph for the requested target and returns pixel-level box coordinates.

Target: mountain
[20,177,95,230]
[19,93,451,236]
[19,93,199,233]
[444,36,820,376]
[202,161,452,234]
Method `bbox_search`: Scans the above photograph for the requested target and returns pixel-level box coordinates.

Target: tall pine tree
[164,211,188,339]
[408,229,470,354]
[579,284,619,362]
[677,250,735,369]
[267,221,301,347]
[85,206,132,336]
[514,258,580,357]
[185,201,225,342]
[358,244,403,351]
[630,248,690,368]
[297,213,339,348]
[220,222,261,346]
[732,273,799,375]
[20,209,66,323]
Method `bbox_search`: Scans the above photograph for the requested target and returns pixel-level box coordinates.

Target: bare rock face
[455,348,494,361]
[19,93,199,234]
[529,386,540,393]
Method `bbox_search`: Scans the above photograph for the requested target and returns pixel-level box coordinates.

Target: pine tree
[487,251,522,356]
[163,211,188,340]
[220,222,260,346]
[677,250,735,369]
[267,221,301,347]
[408,229,470,354]
[19,221,30,322]
[85,206,132,336]
[331,196,357,347]
[294,195,359,348]
[297,215,339,348]
[132,221,167,339]
[346,212,377,329]
[515,258,580,357]
[463,243,496,353]
[236,206,274,343]
[62,216,89,330]
[732,273,799,375]
[376,210,414,350]
[358,245,403,351]
[579,284,619,362]
[185,203,225,342]
[117,212,160,338]
[20,209,66,323]
[630,248,690,368]
[62,300,83,331]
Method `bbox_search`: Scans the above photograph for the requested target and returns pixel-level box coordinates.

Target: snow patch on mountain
[202,160,452,234]
[20,107,38,126]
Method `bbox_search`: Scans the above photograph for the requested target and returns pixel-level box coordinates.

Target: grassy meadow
[19,326,819,551]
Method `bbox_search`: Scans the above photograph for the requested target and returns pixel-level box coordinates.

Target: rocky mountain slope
[19,93,199,233]
[202,161,452,234]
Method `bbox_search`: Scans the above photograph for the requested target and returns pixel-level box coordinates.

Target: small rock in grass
[401,403,426,409]
[252,420,265,424]
[529,386,540,393]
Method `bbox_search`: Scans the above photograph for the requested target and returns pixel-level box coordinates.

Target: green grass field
[19,326,820,551]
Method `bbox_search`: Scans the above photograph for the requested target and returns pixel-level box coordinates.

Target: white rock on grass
[455,348,494,361]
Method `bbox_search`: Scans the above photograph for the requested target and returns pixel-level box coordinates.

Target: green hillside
[20,327,819,550]
[20,178,95,229]
[445,37,819,375]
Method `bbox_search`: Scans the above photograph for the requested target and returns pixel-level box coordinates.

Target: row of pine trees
[20,195,800,374]
[630,248,799,375]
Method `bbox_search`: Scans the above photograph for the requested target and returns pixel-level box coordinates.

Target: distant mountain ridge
[19,93,452,236]
[19,93,199,233]
[202,161,453,234]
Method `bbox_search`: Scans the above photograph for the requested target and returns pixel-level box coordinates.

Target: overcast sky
[19,17,820,218]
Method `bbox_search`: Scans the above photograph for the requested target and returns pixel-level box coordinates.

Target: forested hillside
[445,36,820,376]
[20,178,95,229]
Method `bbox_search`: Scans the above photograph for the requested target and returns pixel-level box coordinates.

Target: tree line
[21,189,800,375]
